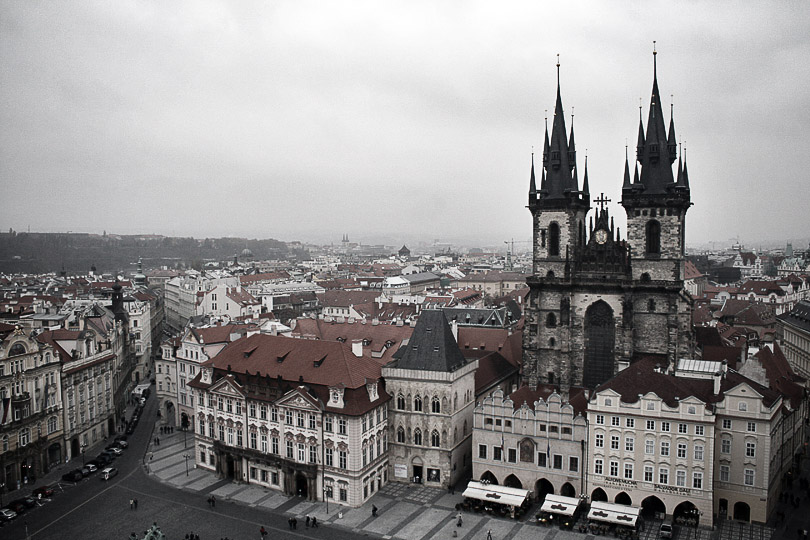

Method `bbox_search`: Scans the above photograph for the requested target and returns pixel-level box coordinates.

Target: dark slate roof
[390,310,468,372]
[778,300,810,333]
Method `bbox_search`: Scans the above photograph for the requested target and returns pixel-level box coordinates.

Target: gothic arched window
[396,393,405,410]
[548,222,560,257]
[546,313,557,328]
[397,426,405,443]
[646,220,661,255]
[414,428,422,445]
[431,430,440,447]
[414,395,422,412]
[431,396,440,414]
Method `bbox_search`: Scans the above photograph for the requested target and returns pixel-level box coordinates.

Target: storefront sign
[394,464,408,478]
[654,484,691,495]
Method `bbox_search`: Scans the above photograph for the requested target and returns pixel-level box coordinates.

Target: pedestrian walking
[156,437,160,445]
[457,513,462,527]
[372,504,378,517]
[292,517,297,529]
[288,517,293,530]
[311,516,318,528]
[305,515,310,527]
[130,499,134,510]
[487,529,493,540]
[211,495,216,507]
[260,525,267,537]
[134,498,138,509]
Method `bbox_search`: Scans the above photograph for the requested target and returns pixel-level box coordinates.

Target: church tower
[523,49,694,390]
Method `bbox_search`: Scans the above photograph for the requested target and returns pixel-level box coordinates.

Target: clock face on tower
[594,229,609,244]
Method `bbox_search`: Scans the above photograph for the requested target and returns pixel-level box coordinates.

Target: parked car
[61,469,83,482]
[126,423,136,435]
[100,467,118,481]
[114,439,128,448]
[5,500,27,515]
[0,507,18,523]
[85,463,98,473]
[94,454,112,466]
[80,466,91,477]
[659,522,674,539]
[105,446,123,456]
[32,486,55,499]
[114,435,128,443]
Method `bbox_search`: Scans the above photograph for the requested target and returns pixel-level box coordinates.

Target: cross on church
[594,193,611,210]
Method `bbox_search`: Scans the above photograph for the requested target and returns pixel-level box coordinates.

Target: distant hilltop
[0,230,303,274]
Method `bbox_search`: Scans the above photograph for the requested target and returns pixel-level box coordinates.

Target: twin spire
[528,47,691,210]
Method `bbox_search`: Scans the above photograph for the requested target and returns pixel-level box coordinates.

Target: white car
[106,446,123,456]
[115,440,128,448]
[85,463,98,473]
[0,507,18,521]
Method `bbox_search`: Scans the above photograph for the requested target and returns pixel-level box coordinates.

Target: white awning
[540,494,581,517]
[462,481,529,507]
[587,501,640,526]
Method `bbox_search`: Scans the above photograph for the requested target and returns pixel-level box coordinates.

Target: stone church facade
[523,52,694,389]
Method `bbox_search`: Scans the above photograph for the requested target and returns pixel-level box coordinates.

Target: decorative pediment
[324,439,335,449]
[366,379,379,402]
[277,388,320,412]
[210,376,244,398]
[270,428,279,437]
[307,436,318,445]
[295,433,306,443]
[328,383,346,409]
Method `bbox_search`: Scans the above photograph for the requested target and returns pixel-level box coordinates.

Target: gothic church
[522,51,694,389]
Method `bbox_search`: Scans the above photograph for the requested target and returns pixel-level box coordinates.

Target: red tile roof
[508,384,589,417]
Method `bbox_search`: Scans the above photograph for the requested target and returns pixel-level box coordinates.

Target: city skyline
[2,2,808,247]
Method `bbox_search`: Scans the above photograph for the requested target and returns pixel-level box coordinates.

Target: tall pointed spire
[681,148,690,189]
[568,108,576,172]
[528,153,537,206]
[636,43,675,193]
[544,54,574,199]
[582,155,590,196]
[572,163,579,192]
[543,112,550,165]
[622,146,632,189]
[636,101,645,161]
[667,99,677,163]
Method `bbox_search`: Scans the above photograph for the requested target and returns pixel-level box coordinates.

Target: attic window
[313,355,326,368]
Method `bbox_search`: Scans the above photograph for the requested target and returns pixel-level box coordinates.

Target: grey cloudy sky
[2,1,808,250]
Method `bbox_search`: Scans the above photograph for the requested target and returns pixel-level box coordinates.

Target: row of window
[0,417,60,450]
[594,459,704,489]
[396,426,441,447]
[594,434,706,460]
[477,444,579,472]
[596,415,707,435]
[718,464,757,485]
[396,394,444,413]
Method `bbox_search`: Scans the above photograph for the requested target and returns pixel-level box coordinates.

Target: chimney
[352,339,363,357]
[713,371,722,395]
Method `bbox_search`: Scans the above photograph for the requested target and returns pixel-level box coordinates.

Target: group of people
[286,515,318,529]
[159,425,174,434]
[184,533,200,540]
[206,495,217,508]
[129,498,139,509]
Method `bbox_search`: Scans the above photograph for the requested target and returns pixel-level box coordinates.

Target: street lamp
[183,453,190,476]
[323,485,332,514]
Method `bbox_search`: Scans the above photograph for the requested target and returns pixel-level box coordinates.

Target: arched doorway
[718,499,728,518]
[181,412,190,430]
[480,470,498,485]
[413,457,424,484]
[561,482,576,497]
[591,487,608,502]
[535,478,554,502]
[504,474,522,489]
[583,301,615,388]
[165,402,176,425]
[641,495,666,518]
[733,501,750,522]
[295,473,308,498]
[674,500,699,525]
[615,492,632,506]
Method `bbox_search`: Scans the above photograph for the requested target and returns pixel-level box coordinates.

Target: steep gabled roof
[390,310,467,372]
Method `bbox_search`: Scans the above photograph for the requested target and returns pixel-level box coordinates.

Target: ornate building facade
[523,52,694,389]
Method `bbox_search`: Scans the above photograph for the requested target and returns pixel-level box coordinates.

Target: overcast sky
[1,1,808,251]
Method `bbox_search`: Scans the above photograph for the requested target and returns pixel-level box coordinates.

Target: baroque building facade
[522,52,694,389]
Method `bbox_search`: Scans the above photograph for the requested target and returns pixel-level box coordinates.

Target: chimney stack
[351,339,363,357]
[713,371,722,395]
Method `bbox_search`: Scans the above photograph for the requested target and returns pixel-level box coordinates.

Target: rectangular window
[479,444,487,459]
[261,470,269,483]
[693,471,703,489]
[646,420,655,430]
[659,468,669,484]
[645,439,654,455]
[271,436,277,454]
[250,432,257,449]
[339,450,347,469]
[625,437,634,452]
[746,442,756,458]
[569,456,579,472]
[297,412,304,428]
[611,416,620,427]
[644,465,653,482]
[747,422,756,433]
[661,421,670,432]
[508,448,517,463]
[553,454,563,470]
[721,438,731,454]
[594,458,603,475]
[624,463,633,479]
[309,414,316,430]
[493,447,502,461]
[609,461,618,477]
[676,470,686,487]
[595,433,604,448]
[694,444,704,461]
[596,415,604,425]
[286,440,293,459]
[325,416,333,432]
[338,418,347,435]
[326,448,333,466]
[611,435,619,450]
[695,425,704,436]
[285,410,292,424]
[720,465,730,482]
[537,452,546,467]
[270,407,277,422]
[297,443,305,462]
[661,441,670,456]
[744,469,754,486]
[677,443,687,459]
[678,423,687,434]
[722,419,732,430]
